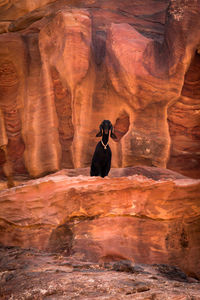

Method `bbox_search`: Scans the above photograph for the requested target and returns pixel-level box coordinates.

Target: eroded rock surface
[0,167,200,280]
[0,246,200,299]
[0,0,200,179]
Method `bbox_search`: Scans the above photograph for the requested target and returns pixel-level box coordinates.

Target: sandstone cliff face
[168,52,200,178]
[0,0,200,178]
[0,167,200,279]
[0,0,57,22]
[0,0,200,285]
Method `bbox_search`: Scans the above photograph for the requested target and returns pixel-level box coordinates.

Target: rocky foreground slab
[0,167,200,281]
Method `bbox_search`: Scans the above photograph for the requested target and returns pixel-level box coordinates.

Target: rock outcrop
[0,0,200,179]
[1,246,200,299]
[0,167,200,279]
[0,0,200,286]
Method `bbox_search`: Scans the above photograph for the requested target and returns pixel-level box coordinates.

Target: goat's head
[96,120,117,139]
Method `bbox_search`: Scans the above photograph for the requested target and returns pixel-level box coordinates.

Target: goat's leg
[90,162,100,176]
[101,161,111,178]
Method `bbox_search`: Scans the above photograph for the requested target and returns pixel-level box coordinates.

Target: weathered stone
[0,167,199,279]
[1,246,200,299]
[0,1,200,295]
[0,0,200,178]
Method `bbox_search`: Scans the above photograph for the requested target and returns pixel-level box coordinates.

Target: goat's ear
[110,125,117,140]
[110,132,117,139]
[96,124,103,137]
[96,131,102,137]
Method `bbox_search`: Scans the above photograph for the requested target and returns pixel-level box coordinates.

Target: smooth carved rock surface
[0,167,200,279]
[168,52,200,178]
[0,0,200,178]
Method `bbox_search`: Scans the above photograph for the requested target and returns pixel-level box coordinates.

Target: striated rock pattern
[0,0,57,21]
[0,167,200,279]
[1,2,200,294]
[168,52,200,178]
[0,0,200,178]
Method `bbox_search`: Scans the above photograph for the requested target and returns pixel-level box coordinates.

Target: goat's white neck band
[101,140,108,149]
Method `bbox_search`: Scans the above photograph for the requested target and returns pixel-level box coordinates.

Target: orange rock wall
[0,168,200,278]
[168,52,200,178]
[0,0,200,178]
[0,0,57,21]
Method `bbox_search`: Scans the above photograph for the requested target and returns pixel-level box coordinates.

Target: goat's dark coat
[90,120,117,178]
[90,141,112,177]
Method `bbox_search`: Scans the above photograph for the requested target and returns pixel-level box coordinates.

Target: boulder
[0,167,199,279]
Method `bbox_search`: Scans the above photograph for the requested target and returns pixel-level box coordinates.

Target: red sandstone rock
[0,0,57,21]
[0,0,200,178]
[0,167,200,279]
[0,3,200,297]
[168,52,200,178]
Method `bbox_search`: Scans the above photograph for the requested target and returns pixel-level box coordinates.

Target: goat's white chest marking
[101,140,108,150]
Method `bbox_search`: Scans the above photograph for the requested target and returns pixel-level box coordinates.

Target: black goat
[90,120,117,177]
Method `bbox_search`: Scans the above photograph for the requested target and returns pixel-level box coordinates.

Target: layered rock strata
[0,167,200,279]
[0,0,200,179]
